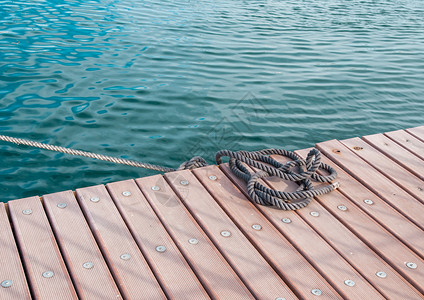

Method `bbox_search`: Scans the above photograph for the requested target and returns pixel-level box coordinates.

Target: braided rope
[0,135,176,172]
[216,148,339,210]
[0,134,338,210]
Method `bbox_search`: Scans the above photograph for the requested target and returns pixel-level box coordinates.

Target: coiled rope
[0,134,338,210]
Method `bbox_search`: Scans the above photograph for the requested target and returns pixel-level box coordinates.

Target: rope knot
[215,148,338,210]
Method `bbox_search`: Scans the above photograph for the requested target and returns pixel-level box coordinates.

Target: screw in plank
[90,197,100,203]
[83,262,94,269]
[122,191,131,196]
[42,271,54,278]
[120,253,131,260]
[188,238,199,245]
[220,230,231,237]
[57,203,67,209]
[376,271,387,278]
[344,279,355,287]
[406,262,417,269]
[22,209,32,215]
[337,205,347,211]
[252,224,262,231]
[310,211,319,217]
[1,280,12,288]
[364,199,373,205]
[152,186,161,191]
[311,289,322,296]
[180,180,189,186]
[209,175,217,181]
[156,245,166,253]
[281,218,292,224]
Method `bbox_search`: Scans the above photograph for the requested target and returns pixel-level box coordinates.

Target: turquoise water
[1,0,423,202]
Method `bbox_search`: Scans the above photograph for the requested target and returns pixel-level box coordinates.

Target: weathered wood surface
[0,126,423,299]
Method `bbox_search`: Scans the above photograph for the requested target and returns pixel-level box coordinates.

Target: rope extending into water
[0,134,338,210]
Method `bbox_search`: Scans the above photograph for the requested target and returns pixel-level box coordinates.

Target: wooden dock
[1,126,423,299]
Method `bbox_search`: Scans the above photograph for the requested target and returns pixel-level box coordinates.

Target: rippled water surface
[1,0,423,201]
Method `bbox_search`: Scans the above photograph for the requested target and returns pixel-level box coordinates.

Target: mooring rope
[0,134,338,210]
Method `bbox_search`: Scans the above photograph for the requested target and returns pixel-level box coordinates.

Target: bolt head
[1,280,12,288]
[156,245,166,252]
[90,197,100,203]
[364,199,373,205]
[220,230,231,237]
[311,288,322,296]
[376,271,387,278]
[310,211,320,217]
[120,253,131,260]
[152,186,160,191]
[83,262,94,269]
[337,205,347,211]
[122,191,131,196]
[344,279,355,287]
[281,218,292,223]
[188,238,199,245]
[57,203,67,209]
[22,209,32,215]
[406,262,417,269]
[42,271,54,278]
[252,224,262,230]
[209,175,217,181]
[180,180,189,186]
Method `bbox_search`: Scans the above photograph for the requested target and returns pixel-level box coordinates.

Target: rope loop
[216,148,339,210]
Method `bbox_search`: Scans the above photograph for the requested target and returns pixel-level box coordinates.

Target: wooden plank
[296,148,424,259]
[75,185,165,299]
[316,139,424,230]
[341,137,424,202]
[165,170,297,300]
[407,126,424,142]
[256,156,422,299]
[219,164,384,300]
[362,133,424,180]
[0,203,31,300]
[193,165,341,299]
[8,197,78,299]
[43,191,121,299]
[106,179,209,299]
[296,150,424,293]
[385,129,424,160]
[135,174,254,300]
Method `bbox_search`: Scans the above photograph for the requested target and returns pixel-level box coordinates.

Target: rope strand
[0,134,339,210]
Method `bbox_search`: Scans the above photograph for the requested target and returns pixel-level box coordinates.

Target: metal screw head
[156,245,166,253]
[209,175,217,181]
[344,279,355,287]
[252,224,262,230]
[57,203,67,209]
[406,262,417,269]
[275,298,286,300]
[1,280,12,288]
[83,262,94,269]
[376,271,387,278]
[337,205,347,211]
[180,180,189,186]
[22,209,32,215]
[311,288,322,296]
[42,271,54,278]
[281,218,292,224]
[122,191,131,196]
[364,199,374,205]
[120,253,131,260]
[152,186,160,191]
[310,211,320,217]
[188,238,199,245]
[90,197,100,203]
[220,230,231,237]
